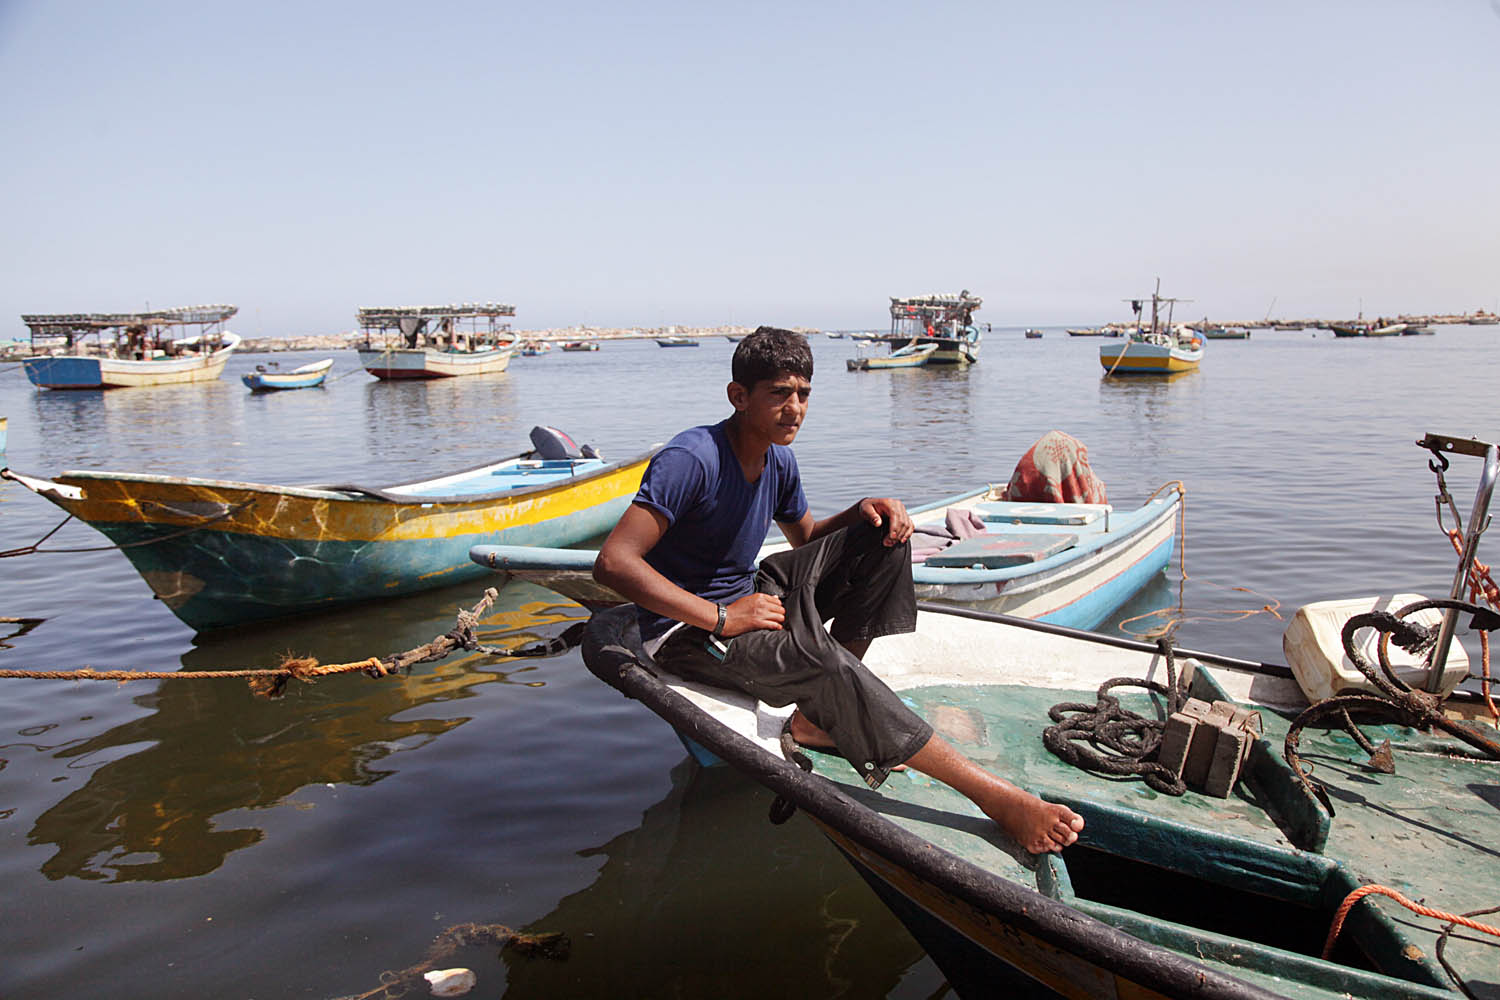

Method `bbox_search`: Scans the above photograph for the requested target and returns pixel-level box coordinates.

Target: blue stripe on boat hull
[1036,534,1176,631]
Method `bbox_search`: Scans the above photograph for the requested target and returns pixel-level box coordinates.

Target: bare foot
[979,787,1083,854]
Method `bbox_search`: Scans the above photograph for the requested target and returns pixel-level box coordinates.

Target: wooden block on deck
[923,532,1077,569]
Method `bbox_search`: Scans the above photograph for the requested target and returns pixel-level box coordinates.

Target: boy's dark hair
[732,326,813,388]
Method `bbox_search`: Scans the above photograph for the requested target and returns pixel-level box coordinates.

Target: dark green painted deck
[807,679,1500,999]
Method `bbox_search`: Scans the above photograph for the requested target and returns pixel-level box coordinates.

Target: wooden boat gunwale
[32,446,657,507]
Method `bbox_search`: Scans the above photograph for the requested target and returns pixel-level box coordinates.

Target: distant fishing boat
[1100,281,1204,375]
[1327,323,1368,338]
[846,340,939,371]
[656,336,699,347]
[240,357,334,392]
[1024,328,1044,339]
[518,340,551,356]
[2,426,657,631]
[1402,325,1435,336]
[1202,328,1250,340]
[888,291,983,364]
[21,305,240,390]
[356,303,516,379]
[1366,322,1406,337]
[560,340,599,352]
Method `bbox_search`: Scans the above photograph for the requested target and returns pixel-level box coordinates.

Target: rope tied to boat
[0,496,254,559]
[1283,598,1500,818]
[1041,636,1190,795]
[1322,884,1500,984]
[0,588,514,697]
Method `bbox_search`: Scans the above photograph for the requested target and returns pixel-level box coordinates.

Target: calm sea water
[1,328,1496,998]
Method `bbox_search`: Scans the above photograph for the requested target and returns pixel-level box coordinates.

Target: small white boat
[471,483,1182,630]
[846,341,939,371]
[241,357,334,392]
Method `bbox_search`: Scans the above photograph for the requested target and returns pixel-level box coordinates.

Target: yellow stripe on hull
[1098,351,1201,374]
[51,456,652,544]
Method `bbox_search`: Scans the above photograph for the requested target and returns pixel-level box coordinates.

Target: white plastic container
[1282,593,1470,703]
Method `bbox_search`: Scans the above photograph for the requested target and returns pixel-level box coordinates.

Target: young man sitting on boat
[593,326,1083,854]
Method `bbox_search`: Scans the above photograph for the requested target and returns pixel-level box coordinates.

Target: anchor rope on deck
[1444,527,1500,724]
[1041,636,1190,795]
[0,588,529,697]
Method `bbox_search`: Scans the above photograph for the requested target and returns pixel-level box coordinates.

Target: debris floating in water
[423,968,476,996]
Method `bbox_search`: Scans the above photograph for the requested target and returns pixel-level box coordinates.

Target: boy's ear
[727,380,749,411]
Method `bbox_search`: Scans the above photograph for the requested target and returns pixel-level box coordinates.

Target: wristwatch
[712,603,727,638]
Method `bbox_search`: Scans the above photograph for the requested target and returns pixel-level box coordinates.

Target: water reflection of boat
[25,581,579,884]
[356,303,516,379]
[21,305,241,390]
[500,758,929,997]
[579,432,1500,999]
[3,426,655,630]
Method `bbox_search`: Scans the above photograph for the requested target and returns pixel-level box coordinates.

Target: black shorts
[654,520,931,788]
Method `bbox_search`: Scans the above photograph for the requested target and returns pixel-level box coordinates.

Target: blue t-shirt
[632,420,808,640]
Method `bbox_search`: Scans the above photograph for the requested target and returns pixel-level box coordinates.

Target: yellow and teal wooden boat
[577,433,1500,998]
[2,427,656,631]
[1101,282,1203,376]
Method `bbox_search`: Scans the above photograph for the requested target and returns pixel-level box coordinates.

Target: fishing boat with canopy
[881,291,984,365]
[20,305,241,389]
[356,303,516,379]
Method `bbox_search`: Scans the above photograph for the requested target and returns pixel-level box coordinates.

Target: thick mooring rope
[0,588,508,698]
[1041,637,1189,795]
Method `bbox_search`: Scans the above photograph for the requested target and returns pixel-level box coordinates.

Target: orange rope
[1445,530,1500,723]
[1322,884,1500,959]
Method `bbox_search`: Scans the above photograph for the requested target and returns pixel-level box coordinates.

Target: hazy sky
[2,1,1497,335]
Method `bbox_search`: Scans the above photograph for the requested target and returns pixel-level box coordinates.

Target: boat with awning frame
[356,303,516,379]
[20,305,240,389]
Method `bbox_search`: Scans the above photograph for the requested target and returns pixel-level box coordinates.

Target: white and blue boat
[241,357,334,392]
[470,484,1182,631]
[21,305,241,389]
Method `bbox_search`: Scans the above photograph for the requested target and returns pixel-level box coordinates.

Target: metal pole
[1428,441,1499,690]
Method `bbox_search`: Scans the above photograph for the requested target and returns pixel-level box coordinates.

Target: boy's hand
[860,497,913,545]
[723,592,785,636]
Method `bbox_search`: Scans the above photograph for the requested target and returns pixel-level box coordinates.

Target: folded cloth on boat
[1000,430,1108,505]
[911,507,987,563]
